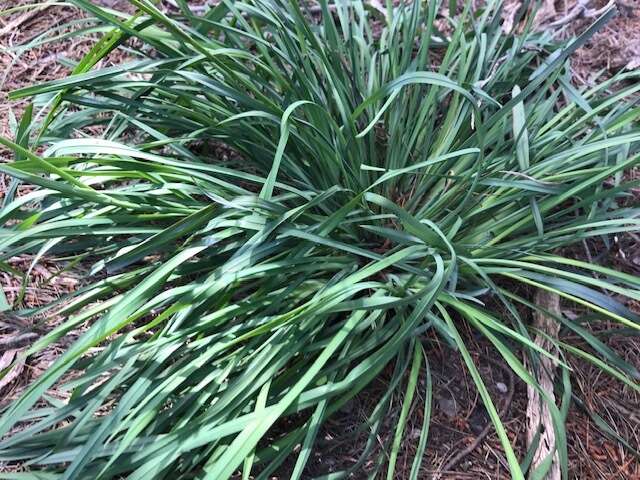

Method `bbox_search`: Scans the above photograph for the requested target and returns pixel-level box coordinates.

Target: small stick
[526,289,561,480]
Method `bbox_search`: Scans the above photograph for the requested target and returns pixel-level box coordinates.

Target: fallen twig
[526,289,562,479]
[548,0,615,28]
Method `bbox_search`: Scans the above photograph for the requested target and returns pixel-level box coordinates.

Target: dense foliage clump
[0,1,639,478]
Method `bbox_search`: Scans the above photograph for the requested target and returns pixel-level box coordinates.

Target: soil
[1,1,639,478]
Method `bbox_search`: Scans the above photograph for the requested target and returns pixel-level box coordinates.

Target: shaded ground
[1,1,640,478]
[298,323,640,479]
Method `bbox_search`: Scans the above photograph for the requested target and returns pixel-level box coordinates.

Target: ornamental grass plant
[0,0,639,478]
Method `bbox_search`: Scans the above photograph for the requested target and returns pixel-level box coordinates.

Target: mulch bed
[1,1,639,477]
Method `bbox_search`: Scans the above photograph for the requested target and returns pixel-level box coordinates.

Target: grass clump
[0,0,639,478]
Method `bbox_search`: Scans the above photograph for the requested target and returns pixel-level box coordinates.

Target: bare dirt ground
[0,1,639,478]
